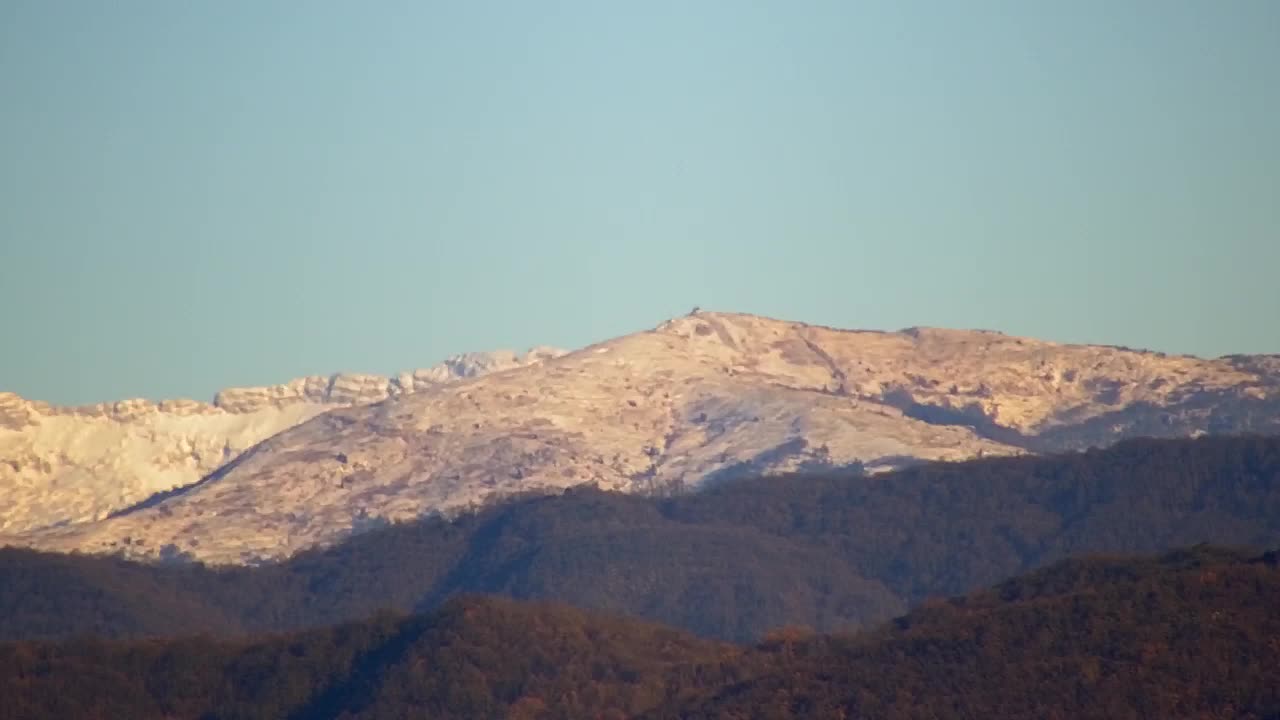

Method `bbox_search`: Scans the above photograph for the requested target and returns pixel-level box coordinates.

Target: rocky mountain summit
[7,312,1278,565]
[0,348,564,534]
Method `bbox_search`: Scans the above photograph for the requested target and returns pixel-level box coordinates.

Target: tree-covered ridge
[2,434,1279,643]
[2,547,1277,719]
[669,432,1280,601]
[658,546,1280,720]
[0,596,748,720]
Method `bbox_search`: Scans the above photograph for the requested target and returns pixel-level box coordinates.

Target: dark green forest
[2,547,1277,719]
[4,434,1280,643]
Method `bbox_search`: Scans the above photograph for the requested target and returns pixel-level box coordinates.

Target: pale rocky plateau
[4,312,1278,565]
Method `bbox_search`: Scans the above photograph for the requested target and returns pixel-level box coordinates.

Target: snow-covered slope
[0,348,564,533]
[10,312,1278,565]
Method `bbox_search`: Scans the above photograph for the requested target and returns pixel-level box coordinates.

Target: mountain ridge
[5,311,1280,563]
[0,348,566,534]
[3,434,1277,643]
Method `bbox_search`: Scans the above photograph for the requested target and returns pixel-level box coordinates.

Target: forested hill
[0,596,748,720]
[2,547,1277,720]
[3,434,1280,643]
[654,546,1280,720]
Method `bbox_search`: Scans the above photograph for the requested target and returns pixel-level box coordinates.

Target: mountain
[6,311,1280,563]
[3,546,1277,720]
[0,348,564,535]
[3,435,1278,644]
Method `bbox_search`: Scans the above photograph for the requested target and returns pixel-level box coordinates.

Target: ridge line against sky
[2,1,1278,405]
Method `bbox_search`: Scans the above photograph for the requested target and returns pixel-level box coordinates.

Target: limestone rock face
[9,312,1278,565]
[0,349,563,534]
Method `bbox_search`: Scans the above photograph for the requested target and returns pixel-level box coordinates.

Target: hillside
[9,312,1280,564]
[658,547,1280,720]
[0,348,563,534]
[3,434,1278,644]
[0,596,747,720]
[2,547,1277,720]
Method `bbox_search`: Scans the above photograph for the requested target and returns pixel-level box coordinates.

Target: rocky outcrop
[0,349,564,534]
[209,349,565,413]
[10,312,1278,565]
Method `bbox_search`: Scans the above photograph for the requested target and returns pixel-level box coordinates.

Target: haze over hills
[4,312,1280,564]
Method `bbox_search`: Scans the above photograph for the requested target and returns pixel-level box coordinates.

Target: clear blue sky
[2,1,1278,405]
